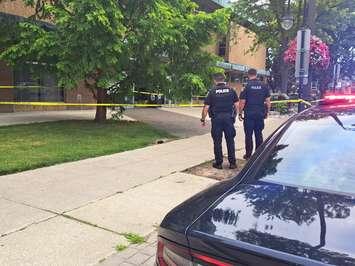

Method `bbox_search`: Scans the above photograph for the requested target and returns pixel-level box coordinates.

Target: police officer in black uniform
[201,73,239,169]
[239,68,271,159]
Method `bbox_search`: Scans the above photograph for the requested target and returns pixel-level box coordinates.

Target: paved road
[125,108,210,138]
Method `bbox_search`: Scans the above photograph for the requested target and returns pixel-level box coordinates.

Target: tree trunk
[280,62,289,93]
[95,88,107,122]
[280,34,289,93]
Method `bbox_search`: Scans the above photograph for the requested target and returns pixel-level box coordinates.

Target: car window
[255,112,355,196]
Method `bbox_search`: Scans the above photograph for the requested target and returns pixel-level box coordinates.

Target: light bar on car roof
[324,94,355,101]
[322,94,355,105]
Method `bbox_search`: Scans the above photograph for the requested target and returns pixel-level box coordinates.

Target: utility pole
[296,0,316,112]
[333,61,341,92]
[296,28,311,112]
[304,0,316,103]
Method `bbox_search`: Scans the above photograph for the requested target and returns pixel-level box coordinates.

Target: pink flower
[284,35,330,70]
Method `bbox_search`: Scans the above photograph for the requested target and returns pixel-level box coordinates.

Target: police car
[156,94,355,266]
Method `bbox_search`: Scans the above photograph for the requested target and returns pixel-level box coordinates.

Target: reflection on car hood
[189,181,355,265]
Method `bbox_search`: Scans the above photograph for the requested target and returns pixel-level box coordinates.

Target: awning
[211,0,232,7]
[217,61,270,76]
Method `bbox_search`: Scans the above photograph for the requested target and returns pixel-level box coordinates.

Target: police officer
[239,68,271,159]
[201,73,239,169]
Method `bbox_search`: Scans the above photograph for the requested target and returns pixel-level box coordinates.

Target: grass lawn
[0,120,172,175]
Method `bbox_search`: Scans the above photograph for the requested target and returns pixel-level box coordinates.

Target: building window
[218,37,227,57]
[14,66,64,102]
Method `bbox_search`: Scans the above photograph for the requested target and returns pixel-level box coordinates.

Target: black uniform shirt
[240,79,270,117]
[204,83,238,118]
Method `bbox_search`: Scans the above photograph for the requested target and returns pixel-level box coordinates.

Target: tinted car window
[255,110,355,195]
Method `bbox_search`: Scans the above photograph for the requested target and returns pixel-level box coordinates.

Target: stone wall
[64,81,96,110]
[0,0,96,112]
[228,25,266,71]
[0,0,34,17]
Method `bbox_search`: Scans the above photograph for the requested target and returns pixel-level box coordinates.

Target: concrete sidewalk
[0,107,200,127]
[161,106,203,119]
[125,108,210,138]
[0,117,286,266]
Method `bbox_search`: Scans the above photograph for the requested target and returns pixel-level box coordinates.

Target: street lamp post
[298,0,317,112]
[281,0,315,112]
[281,0,294,31]
[296,0,307,112]
[296,28,311,112]
[280,0,294,95]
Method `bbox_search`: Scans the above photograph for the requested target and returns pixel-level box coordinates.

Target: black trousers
[211,115,236,165]
[244,114,265,157]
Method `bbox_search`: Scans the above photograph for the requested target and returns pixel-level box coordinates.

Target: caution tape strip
[0,86,313,107]
[271,99,312,106]
[0,85,46,89]
[0,99,311,107]
[0,86,166,95]
[0,101,204,107]
[132,90,164,96]
[0,86,204,99]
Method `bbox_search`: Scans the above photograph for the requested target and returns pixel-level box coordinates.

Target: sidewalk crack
[0,215,57,238]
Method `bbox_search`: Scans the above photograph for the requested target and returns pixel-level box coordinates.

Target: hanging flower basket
[284,35,331,70]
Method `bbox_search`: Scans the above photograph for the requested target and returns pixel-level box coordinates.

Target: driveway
[0,108,207,138]
[0,110,133,126]
[125,108,210,138]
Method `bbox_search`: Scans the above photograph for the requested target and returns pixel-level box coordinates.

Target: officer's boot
[229,163,237,169]
[243,154,251,160]
[212,162,223,170]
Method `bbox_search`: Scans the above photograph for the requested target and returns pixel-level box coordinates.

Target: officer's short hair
[247,68,257,76]
[213,73,226,83]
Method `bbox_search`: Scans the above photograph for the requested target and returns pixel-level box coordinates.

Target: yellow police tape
[0,101,204,107]
[0,99,311,107]
[271,99,312,106]
[0,86,165,95]
[0,86,204,99]
[0,85,44,89]
[0,86,312,106]
[132,90,164,96]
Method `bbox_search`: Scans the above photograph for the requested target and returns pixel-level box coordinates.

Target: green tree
[231,0,302,93]
[110,0,229,101]
[231,0,354,93]
[0,0,228,121]
[314,0,355,90]
[1,0,129,121]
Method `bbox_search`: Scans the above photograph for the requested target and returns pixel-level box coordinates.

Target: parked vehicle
[157,94,355,266]
[134,91,165,105]
[270,92,289,102]
[288,92,299,100]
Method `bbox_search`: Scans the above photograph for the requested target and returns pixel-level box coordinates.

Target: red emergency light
[322,94,355,106]
[324,94,355,101]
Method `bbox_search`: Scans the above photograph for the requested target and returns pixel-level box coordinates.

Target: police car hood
[188,181,355,265]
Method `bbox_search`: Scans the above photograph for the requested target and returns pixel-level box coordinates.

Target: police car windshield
[255,109,355,196]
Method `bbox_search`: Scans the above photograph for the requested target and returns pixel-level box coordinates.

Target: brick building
[0,1,95,112]
[0,0,268,112]
[196,0,269,93]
